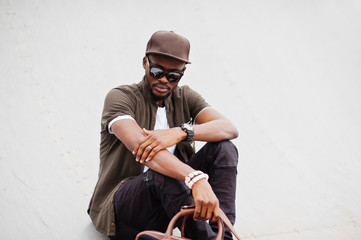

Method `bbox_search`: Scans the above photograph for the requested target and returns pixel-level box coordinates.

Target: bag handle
[162,206,224,240]
[218,208,241,240]
[180,206,241,240]
[163,205,241,240]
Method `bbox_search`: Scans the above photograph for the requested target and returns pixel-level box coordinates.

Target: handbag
[135,205,241,240]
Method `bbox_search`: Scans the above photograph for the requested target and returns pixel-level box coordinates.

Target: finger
[134,137,153,161]
[132,136,148,155]
[133,144,141,162]
[132,145,138,156]
[205,205,214,221]
[210,206,220,223]
[142,128,153,135]
[200,203,208,220]
[138,134,150,146]
[145,146,161,162]
[140,145,153,163]
[193,203,202,221]
[134,142,148,162]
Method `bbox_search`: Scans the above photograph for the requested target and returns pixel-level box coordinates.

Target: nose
[158,75,169,84]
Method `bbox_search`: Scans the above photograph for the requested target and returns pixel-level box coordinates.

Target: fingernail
[145,158,149,162]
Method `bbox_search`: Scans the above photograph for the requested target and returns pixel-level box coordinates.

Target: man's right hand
[191,179,220,223]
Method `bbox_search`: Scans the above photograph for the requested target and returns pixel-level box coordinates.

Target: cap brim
[146,51,191,64]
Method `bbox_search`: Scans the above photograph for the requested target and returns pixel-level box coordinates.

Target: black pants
[110,140,238,240]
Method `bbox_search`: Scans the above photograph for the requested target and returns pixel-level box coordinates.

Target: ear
[142,56,147,69]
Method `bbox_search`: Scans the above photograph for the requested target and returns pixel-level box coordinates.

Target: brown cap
[146,30,191,64]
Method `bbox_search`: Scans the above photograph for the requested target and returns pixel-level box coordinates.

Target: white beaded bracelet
[184,170,209,189]
[185,170,202,188]
[188,173,209,189]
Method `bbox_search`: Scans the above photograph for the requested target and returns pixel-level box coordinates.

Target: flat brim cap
[146,31,191,64]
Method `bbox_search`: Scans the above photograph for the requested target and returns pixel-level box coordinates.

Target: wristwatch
[180,123,194,142]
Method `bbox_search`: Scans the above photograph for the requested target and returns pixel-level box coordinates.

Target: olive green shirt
[88,78,209,236]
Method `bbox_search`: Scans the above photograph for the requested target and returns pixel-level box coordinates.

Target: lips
[153,84,170,93]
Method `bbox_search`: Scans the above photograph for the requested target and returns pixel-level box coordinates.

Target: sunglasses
[146,56,184,82]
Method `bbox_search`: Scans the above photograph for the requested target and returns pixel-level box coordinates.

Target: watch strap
[180,123,194,142]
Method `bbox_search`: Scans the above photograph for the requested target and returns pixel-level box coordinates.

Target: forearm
[192,118,238,142]
[144,150,194,181]
[112,119,193,181]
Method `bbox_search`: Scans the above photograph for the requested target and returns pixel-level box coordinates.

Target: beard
[148,85,171,101]
[145,78,171,101]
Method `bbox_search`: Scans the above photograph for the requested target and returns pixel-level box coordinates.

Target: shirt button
[110,199,113,203]
[111,223,115,227]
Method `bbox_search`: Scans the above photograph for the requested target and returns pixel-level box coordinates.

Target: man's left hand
[133,128,186,163]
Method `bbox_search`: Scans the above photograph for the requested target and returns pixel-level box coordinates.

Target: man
[88,30,239,240]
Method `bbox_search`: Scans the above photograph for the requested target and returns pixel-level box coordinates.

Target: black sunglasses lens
[149,67,165,79]
[149,66,182,82]
[167,73,182,82]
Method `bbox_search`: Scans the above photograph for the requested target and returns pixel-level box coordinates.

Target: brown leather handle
[218,208,242,240]
[162,207,224,240]
[177,205,242,240]
[135,206,241,240]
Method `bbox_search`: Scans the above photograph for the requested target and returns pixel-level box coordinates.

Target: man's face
[143,54,186,102]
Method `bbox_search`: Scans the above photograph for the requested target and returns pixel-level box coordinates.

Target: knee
[211,140,238,156]
[210,140,238,167]
[218,140,238,153]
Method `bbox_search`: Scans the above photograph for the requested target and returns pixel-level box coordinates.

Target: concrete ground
[1,0,361,239]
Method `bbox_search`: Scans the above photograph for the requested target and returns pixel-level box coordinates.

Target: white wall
[1,1,360,239]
